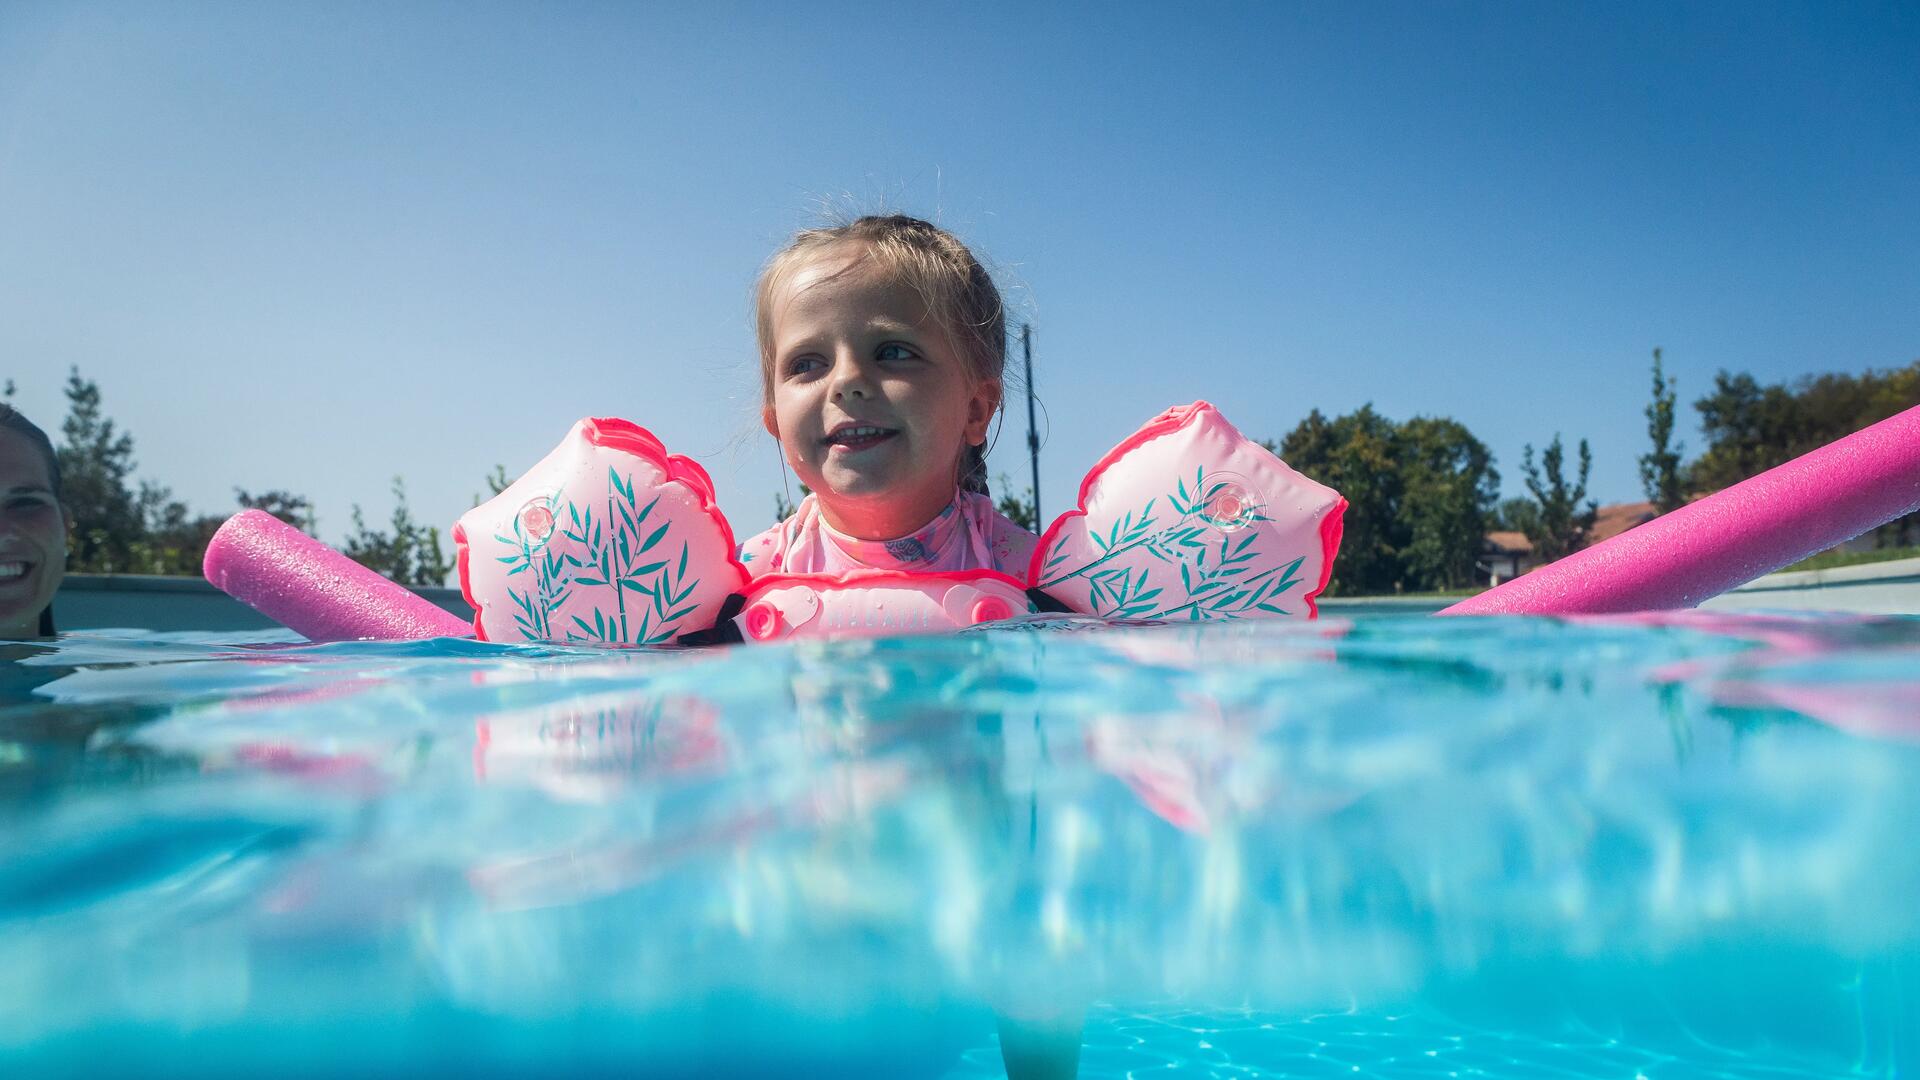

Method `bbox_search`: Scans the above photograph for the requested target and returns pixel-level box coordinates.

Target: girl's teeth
[0,562,25,580]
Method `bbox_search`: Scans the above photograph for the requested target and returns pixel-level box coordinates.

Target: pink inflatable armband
[203,510,471,641]
[1030,402,1346,620]
[455,418,749,644]
[735,569,1034,642]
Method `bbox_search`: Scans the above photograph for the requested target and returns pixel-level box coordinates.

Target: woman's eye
[876,343,920,363]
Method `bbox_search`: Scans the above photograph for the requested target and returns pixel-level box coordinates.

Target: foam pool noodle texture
[1443,403,1920,616]
[203,510,472,641]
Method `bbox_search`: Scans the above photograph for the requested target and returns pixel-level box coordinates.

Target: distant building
[1480,501,1659,586]
[1590,501,1657,544]
[1482,496,1892,590]
[1479,531,1534,586]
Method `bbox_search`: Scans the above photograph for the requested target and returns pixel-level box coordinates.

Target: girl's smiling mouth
[822,423,899,452]
[0,559,33,584]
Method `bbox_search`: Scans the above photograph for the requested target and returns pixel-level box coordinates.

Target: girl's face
[763,248,998,540]
[0,427,69,639]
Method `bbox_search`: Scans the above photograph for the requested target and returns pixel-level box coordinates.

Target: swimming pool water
[2,612,1915,1076]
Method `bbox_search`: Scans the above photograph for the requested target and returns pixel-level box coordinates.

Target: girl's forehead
[772,250,930,331]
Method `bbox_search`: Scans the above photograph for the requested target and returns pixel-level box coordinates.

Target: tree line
[22,354,1918,596]
[1272,353,1918,595]
[12,369,454,587]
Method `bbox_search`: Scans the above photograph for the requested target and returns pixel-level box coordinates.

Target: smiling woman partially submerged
[0,405,70,640]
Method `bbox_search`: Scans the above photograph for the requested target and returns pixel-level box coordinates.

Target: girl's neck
[814,486,962,541]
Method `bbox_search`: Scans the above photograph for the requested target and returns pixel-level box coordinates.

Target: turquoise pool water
[2,613,1916,1076]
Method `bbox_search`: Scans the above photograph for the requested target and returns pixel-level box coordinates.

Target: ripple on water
[0,613,1915,1074]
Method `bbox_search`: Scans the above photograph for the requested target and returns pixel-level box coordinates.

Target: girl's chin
[812,471,954,513]
[814,473,907,502]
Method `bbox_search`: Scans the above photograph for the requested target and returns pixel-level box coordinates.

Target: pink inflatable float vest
[1031,401,1346,621]
[734,569,1034,642]
[453,417,750,644]
[456,402,1346,643]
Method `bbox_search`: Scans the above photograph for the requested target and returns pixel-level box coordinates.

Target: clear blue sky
[4,2,1916,559]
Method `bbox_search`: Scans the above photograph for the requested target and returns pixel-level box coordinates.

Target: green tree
[994,474,1039,532]
[1280,406,1404,594]
[470,464,512,509]
[237,488,316,531]
[1495,497,1541,538]
[1687,371,1801,491]
[25,369,322,576]
[773,482,811,523]
[344,477,452,587]
[472,464,510,506]
[1520,434,1597,562]
[56,367,147,573]
[1638,347,1685,513]
[132,481,223,575]
[122,487,317,577]
[1397,417,1500,590]
[1278,406,1497,594]
[1687,361,1920,545]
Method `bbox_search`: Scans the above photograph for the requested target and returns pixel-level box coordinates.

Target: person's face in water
[0,427,69,639]
[762,245,999,540]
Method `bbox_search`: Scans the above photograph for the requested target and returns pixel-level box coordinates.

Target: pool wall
[47,557,1918,633]
[52,574,475,633]
[1699,555,1920,615]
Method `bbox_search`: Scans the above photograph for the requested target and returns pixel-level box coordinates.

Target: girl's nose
[827,352,873,400]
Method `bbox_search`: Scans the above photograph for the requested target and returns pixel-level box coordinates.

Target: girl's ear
[761,405,779,438]
[964,379,1002,446]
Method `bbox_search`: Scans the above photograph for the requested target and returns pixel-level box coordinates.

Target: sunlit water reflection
[2,612,1915,1075]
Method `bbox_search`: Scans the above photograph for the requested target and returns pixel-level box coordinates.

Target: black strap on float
[674,588,1073,648]
[1025,588,1073,614]
[673,593,746,647]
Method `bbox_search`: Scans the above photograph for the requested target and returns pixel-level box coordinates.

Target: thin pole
[1022,324,1041,525]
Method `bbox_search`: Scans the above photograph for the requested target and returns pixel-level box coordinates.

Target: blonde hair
[754,215,1006,494]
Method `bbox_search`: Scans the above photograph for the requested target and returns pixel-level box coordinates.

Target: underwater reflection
[0,617,1914,1074]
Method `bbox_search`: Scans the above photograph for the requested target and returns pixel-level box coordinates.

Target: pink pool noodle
[1442,403,1920,616]
[203,510,472,641]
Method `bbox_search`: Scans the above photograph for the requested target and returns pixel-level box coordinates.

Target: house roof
[1591,501,1657,543]
[1481,502,1662,566]
[1484,531,1532,555]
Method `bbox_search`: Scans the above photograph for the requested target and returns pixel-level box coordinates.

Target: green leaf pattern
[1037,465,1305,621]
[493,465,706,644]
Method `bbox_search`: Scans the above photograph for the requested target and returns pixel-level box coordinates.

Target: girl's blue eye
[785,356,825,376]
[877,343,919,362]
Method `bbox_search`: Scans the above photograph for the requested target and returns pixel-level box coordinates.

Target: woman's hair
[754,214,1006,495]
[0,403,63,636]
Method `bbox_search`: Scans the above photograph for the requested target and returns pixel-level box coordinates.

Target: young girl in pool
[738,215,1038,580]
[743,216,1080,1078]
